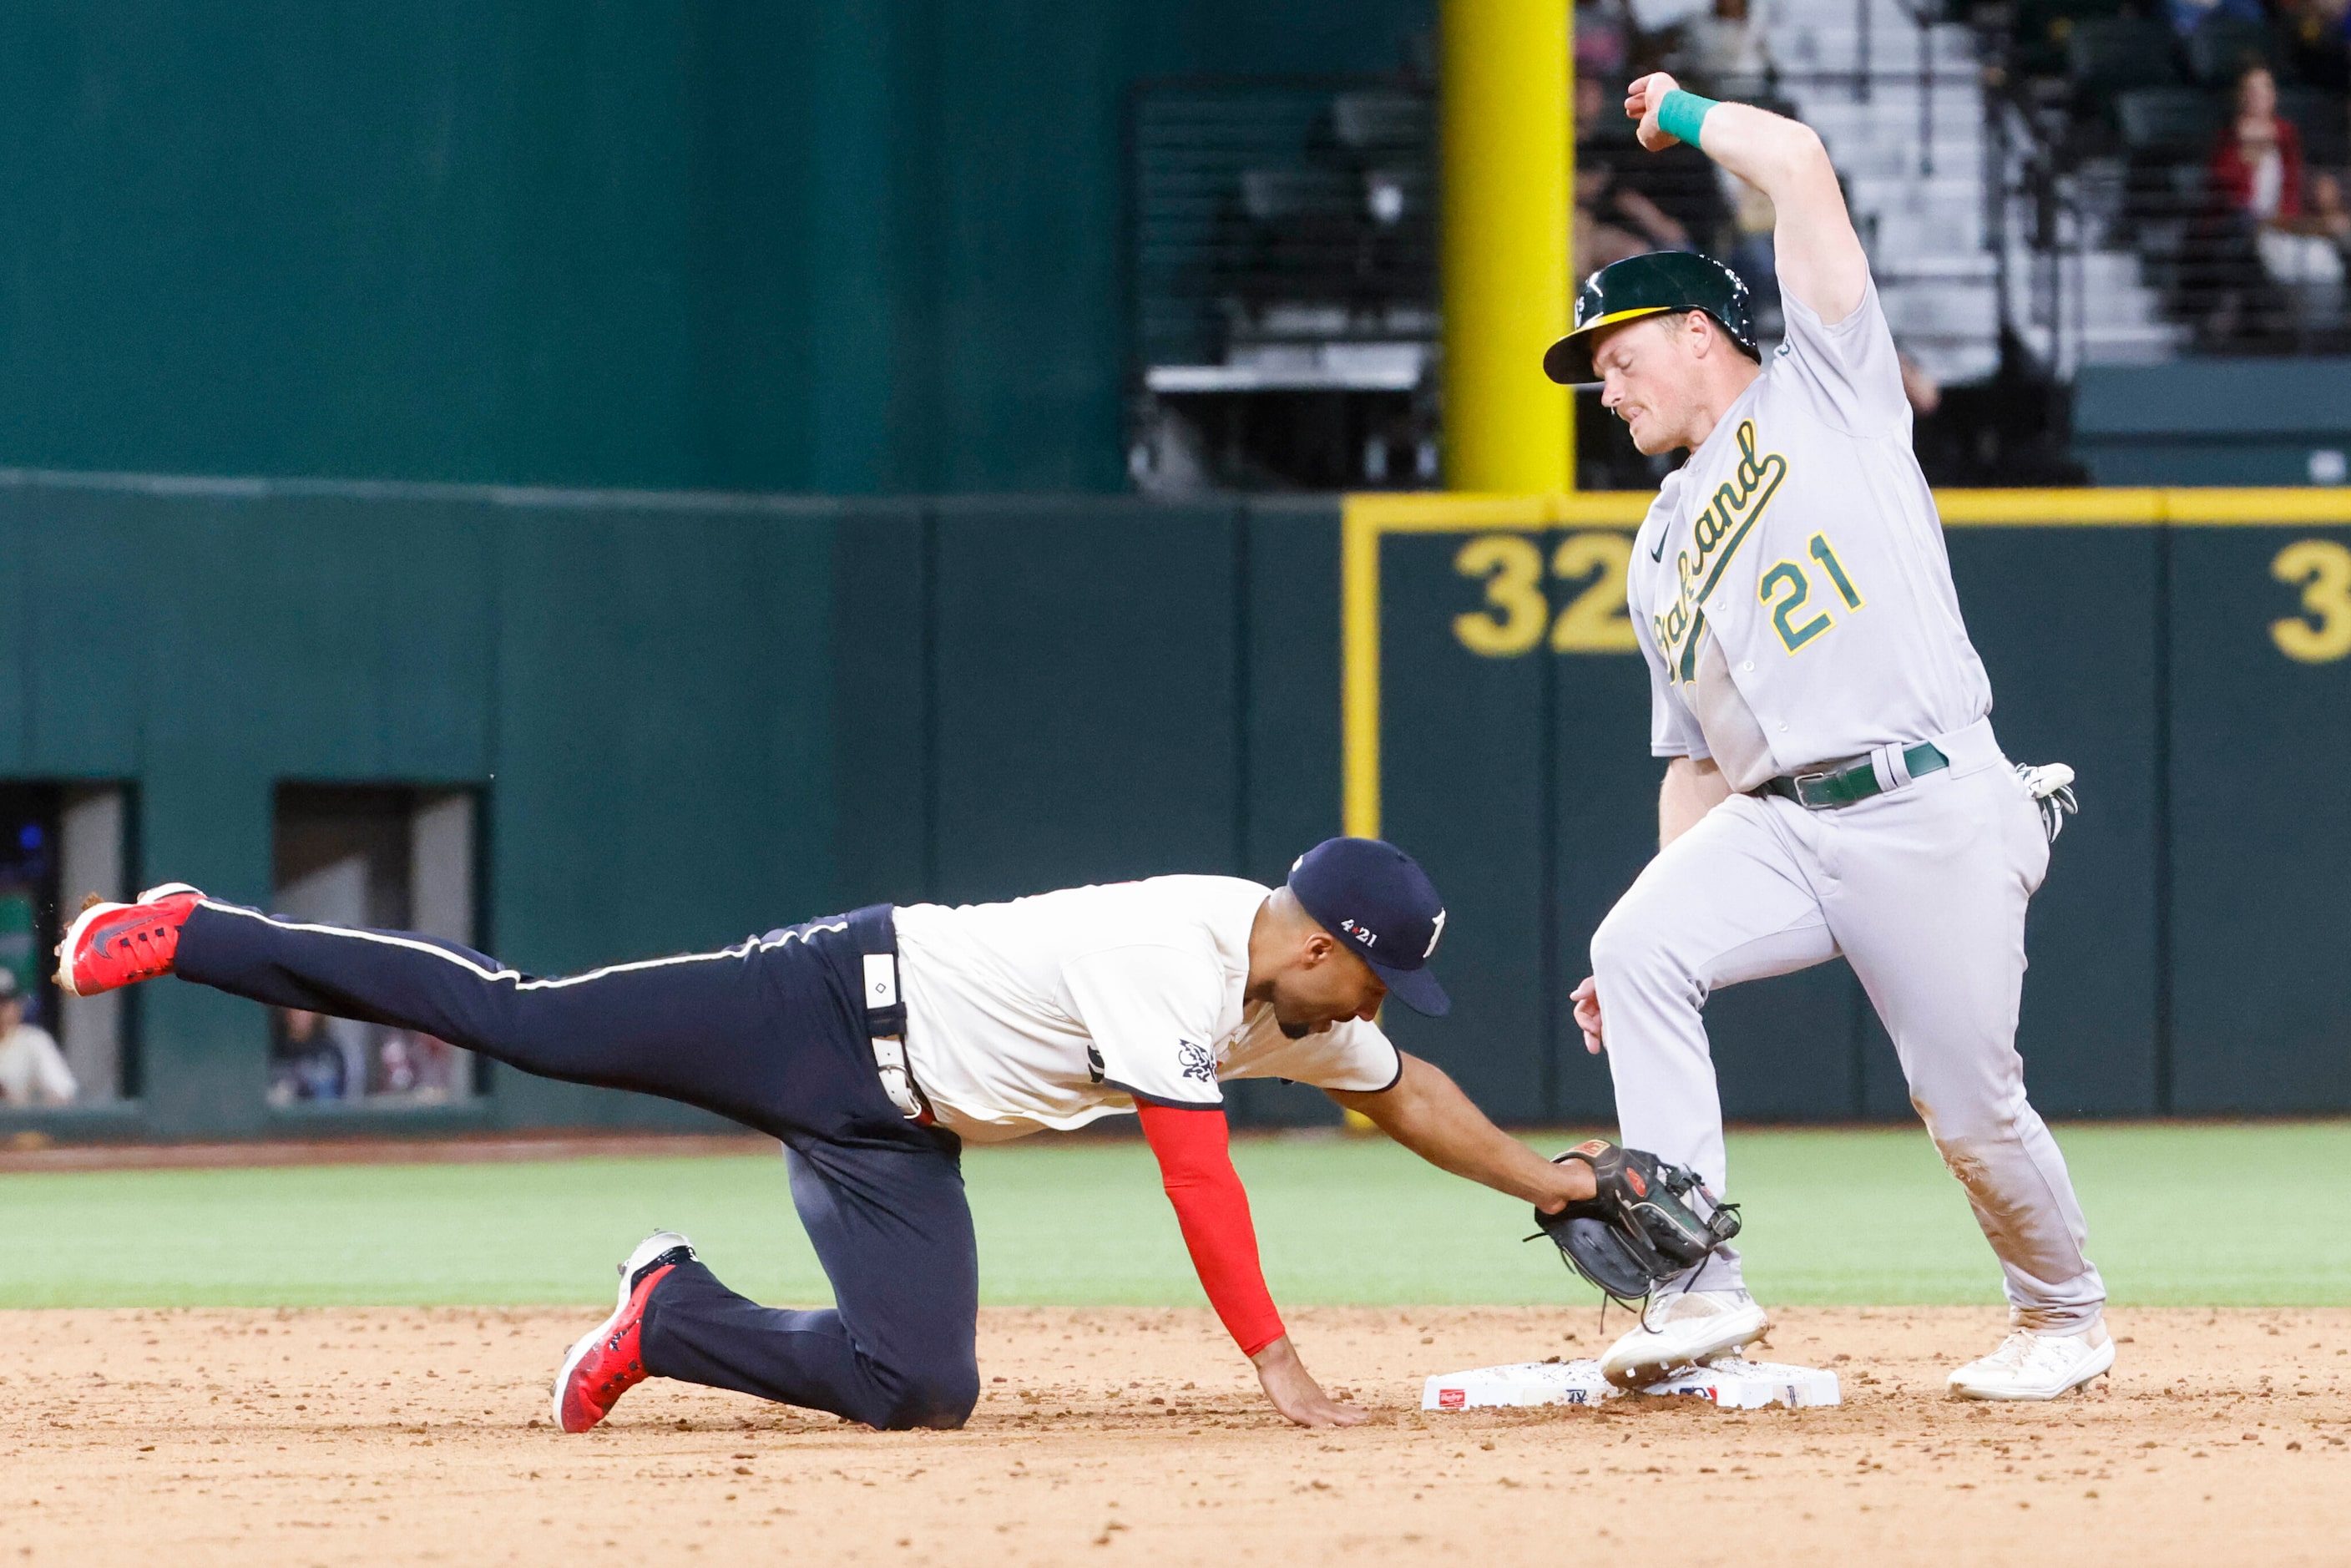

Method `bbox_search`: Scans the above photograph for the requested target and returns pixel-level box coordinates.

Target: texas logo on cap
[1287,837,1450,1016]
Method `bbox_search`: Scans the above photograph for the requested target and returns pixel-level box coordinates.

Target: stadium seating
[2014,0,2132,77]
[2278,82,2349,165]
[2068,16,2185,99]
[2021,6,2351,357]
[1126,0,2350,488]
[2115,83,2225,152]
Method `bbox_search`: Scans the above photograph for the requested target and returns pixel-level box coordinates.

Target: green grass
[2,1123,2345,1310]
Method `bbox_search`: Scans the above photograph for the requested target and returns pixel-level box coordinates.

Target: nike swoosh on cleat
[88,916,164,964]
[91,919,149,954]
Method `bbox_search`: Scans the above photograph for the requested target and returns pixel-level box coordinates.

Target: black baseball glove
[1532,1139,1742,1306]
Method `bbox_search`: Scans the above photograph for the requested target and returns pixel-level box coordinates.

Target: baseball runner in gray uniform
[1542,75,2110,1399]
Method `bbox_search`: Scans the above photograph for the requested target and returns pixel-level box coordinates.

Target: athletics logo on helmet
[1541,251,1760,386]
[1287,837,1451,1017]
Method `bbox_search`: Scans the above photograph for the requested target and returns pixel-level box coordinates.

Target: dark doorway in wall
[269,785,482,1109]
[0,782,134,1109]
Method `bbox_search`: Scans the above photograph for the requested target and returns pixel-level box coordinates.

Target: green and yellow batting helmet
[1541,251,1759,384]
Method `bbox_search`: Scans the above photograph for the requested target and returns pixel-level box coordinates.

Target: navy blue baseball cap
[1287,837,1450,1016]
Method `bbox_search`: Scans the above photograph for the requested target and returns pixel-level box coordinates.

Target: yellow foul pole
[1440,0,1573,492]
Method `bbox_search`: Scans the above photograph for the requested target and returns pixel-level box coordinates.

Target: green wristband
[1656,89,1718,147]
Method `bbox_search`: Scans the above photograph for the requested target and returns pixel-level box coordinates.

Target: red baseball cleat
[55,883,206,997]
[551,1231,695,1434]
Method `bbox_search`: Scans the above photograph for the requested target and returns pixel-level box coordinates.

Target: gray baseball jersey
[1625,282,1992,791]
[1591,272,2105,1336]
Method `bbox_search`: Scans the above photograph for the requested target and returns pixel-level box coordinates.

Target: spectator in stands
[368,1029,463,1100]
[0,969,73,1105]
[1674,0,1779,94]
[1574,73,1727,276]
[1577,1,1632,83]
[1576,71,1636,153]
[266,1005,346,1105]
[2205,63,2347,326]
[1578,164,1694,273]
[2311,171,2351,304]
[2209,64,2308,218]
[1720,169,1782,326]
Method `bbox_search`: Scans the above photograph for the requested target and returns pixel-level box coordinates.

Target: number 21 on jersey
[1758,533,1864,654]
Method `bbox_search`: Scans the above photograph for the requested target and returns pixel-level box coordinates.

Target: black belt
[847,904,933,1124]
[1759,742,1949,811]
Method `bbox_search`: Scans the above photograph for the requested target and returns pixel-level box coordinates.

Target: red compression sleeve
[1135,1100,1287,1358]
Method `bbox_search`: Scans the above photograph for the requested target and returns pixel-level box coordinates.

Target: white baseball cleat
[1945,1321,2114,1401]
[1599,1288,1771,1388]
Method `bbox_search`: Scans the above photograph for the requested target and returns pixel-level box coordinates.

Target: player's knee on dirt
[870,1353,980,1431]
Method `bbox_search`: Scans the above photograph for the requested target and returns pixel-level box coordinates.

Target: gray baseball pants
[1588,719,2106,1332]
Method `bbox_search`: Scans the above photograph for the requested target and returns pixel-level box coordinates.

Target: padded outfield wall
[0,473,2343,1141]
[0,1,1433,496]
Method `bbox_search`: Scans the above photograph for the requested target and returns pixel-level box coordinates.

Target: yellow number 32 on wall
[1451,532,1640,656]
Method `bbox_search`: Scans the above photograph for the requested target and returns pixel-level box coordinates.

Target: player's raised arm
[1623,73,1868,326]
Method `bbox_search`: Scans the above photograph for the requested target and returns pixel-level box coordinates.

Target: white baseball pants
[1588,720,2106,1332]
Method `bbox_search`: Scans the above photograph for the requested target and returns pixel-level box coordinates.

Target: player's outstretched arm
[1134,1100,1366,1429]
[1623,72,1868,326]
[1328,1054,1595,1213]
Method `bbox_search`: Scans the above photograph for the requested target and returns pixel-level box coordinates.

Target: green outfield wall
[0,1,1430,495]
[0,474,2345,1142]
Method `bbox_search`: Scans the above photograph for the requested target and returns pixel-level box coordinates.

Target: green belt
[1760,742,1949,810]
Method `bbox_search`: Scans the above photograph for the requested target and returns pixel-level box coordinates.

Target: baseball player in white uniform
[60,837,1601,1431]
[1542,76,2110,1399]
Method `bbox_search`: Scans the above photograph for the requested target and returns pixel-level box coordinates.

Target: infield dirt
[5,1304,2344,1566]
